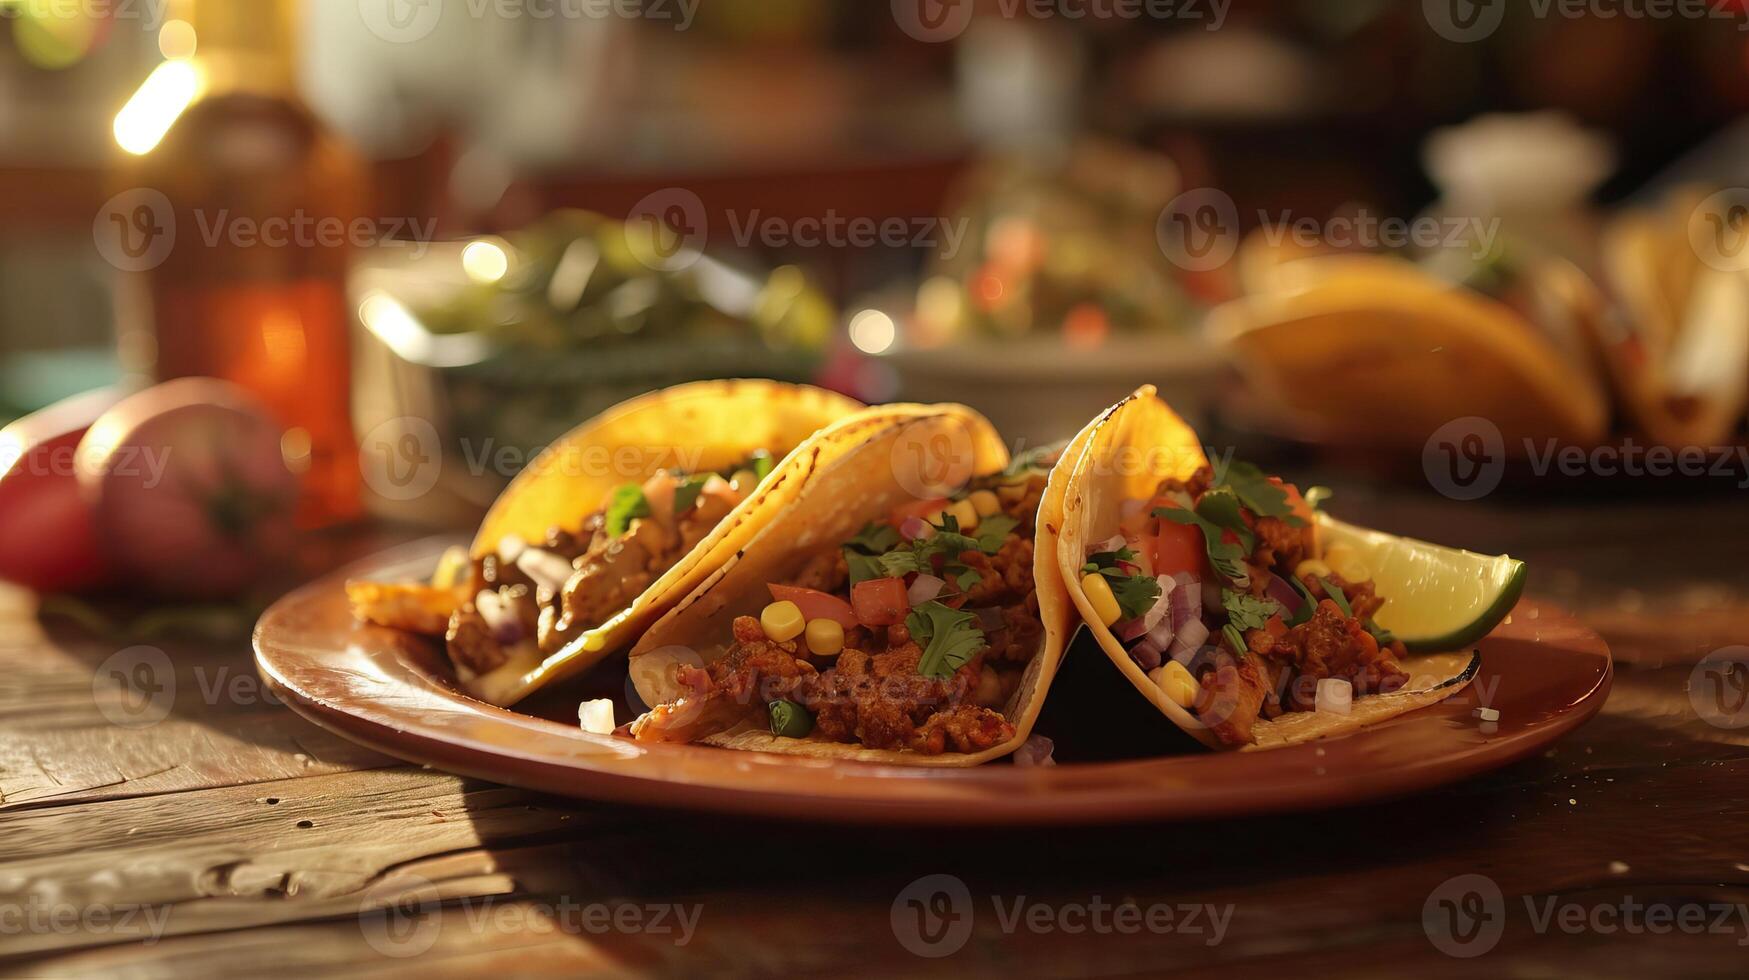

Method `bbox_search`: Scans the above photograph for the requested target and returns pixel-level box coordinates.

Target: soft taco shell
[629,407,1083,766]
[1210,255,1609,449]
[460,380,869,704]
[1058,385,1478,751]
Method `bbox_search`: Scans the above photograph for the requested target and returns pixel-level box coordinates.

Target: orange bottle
[113,0,365,526]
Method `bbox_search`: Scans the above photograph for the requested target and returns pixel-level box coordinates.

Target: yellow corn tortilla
[1210,255,1609,449]
[459,380,867,705]
[1056,385,1478,751]
[628,407,1084,766]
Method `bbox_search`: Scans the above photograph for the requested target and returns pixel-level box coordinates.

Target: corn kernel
[968,489,1001,517]
[1149,661,1198,708]
[760,601,805,642]
[947,498,980,532]
[1081,572,1122,627]
[1294,558,1332,581]
[730,468,759,493]
[804,617,844,656]
[1331,557,1371,583]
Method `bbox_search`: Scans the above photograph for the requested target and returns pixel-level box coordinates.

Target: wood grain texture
[4,489,1749,976]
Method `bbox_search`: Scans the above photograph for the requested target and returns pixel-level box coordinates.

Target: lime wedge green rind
[1315,513,1526,653]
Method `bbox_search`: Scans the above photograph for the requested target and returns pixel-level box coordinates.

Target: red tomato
[851,577,910,626]
[888,497,948,527]
[1149,498,1207,578]
[767,583,857,629]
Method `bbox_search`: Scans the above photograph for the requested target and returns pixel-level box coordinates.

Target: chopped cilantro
[1286,575,1319,627]
[604,484,650,537]
[1223,590,1283,632]
[971,514,1019,553]
[908,601,986,680]
[750,450,775,482]
[1222,623,1249,658]
[1084,548,1160,621]
[1211,460,1306,528]
[1317,576,1353,618]
[846,522,900,556]
[1002,440,1065,479]
[1156,502,1251,588]
[1365,619,1396,647]
[672,474,712,516]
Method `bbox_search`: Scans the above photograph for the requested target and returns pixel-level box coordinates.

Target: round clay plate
[255,538,1612,826]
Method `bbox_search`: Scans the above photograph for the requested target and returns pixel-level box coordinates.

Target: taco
[624,408,1082,765]
[1057,386,1523,751]
[348,380,865,705]
[1210,253,1610,449]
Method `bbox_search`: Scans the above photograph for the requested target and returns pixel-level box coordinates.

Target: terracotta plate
[255,538,1612,826]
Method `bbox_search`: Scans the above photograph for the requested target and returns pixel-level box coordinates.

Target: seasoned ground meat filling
[633,472,1050,755]
[1150,466,1414,746]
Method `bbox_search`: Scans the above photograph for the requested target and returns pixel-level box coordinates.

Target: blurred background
[4,0,1749,602]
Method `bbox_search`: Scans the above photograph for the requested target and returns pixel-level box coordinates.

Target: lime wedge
[1314,513,1525,652]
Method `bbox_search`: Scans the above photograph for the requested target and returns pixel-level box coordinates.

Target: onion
[1263,572,1303,618]
[516,548,574,594]
[1094,534,1127,555]
[1117,617,1148,642]
[1146,617,1176,649]
[1170,618,1210,664]
[1168,574,1199,633]
[900,516,934,541]
[578,698,616,734]
[908,573,945,605]
[1142,575,1174,630]
[475,588,523,644]
[1013,734,1056,767]
[1130,639,1163,672]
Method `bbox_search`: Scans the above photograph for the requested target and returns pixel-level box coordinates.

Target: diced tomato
[1273,478,1316,528]
[851,577,910,626]
[1150,503,1207,578]
[888,497,949,527]
[767,583,857,629]
[1263,615,1288,639]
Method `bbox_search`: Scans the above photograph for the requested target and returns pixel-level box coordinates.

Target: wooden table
[6,481,1749,977]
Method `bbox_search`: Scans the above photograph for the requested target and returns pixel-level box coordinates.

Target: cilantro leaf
[750,450,775,482]
[1365,619,1396,647]
[1110,573,1163,621]
[1286,575,1319,627]
[1223,590,1284,632]
[846,552,886,585]
[1083,547,1139,573]
[1317,576,1353,618]
[971,514,1019,554]
[604,484,650,537]
[1156,504,1251,588]
[846,522,900,556]
[1212,460,1306,528]
[672,474,712,516]
[908,601,987,680]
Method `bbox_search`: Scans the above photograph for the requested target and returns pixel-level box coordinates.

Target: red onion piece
[1170,618,1210,664]
[1131,639,1164,672]
[1146,617,1176,649]
[475,588,523,645]
[1117,616,1149,642]
[1262,571,1303,618]
[907,573,945,605]
[516,548,574,595]
[1168,574,1200,633]
[900,516,934,541]
[1013,734,1056,767]
[1094,534,1127,555]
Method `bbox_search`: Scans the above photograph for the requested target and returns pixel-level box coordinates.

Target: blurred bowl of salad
[864,141,1223,445]
[351,210,835,517]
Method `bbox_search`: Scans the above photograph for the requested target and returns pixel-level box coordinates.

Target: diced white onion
[1169,619,1210,664]
[497,534,528,564]
[1315,678,1352,715]
[908,573,945,605]
[579,698,616,734]
[517,548,574,594]
[1093,534,1127,555]
[1013,734,1056,767]
[475,588,522,644]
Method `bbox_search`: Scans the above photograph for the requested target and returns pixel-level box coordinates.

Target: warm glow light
[462,239,512,284]
[848,309,896,355]
[158,20,197,60]
[114,60,202,155]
